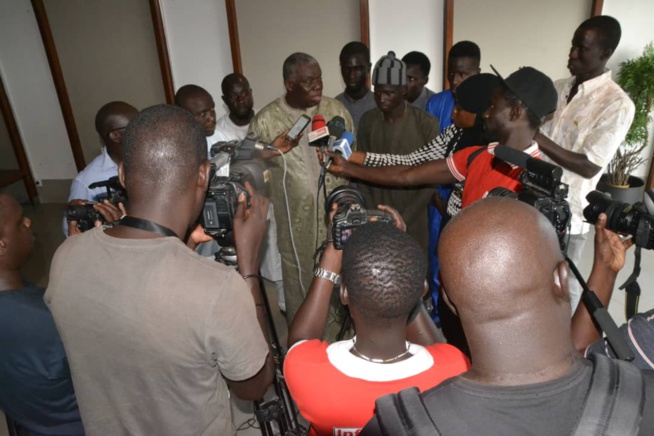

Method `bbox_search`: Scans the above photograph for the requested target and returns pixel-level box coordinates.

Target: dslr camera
[200,138,271,241]
[64,176,127,232]
[489,146,572,251]
[326,185,394,249]
[584,190,654,250]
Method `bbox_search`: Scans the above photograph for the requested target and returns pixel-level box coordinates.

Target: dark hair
[221,73,248,96]
[174,84,210,107]
[449,41,481,63]
[340,41,370,65]
[578,15,622,52]
[283,52,318,82]
[94,101,137,136]
[341,222,426,325]
[499,84,542,130]
[122,104,206,194]
[402,51,431,76]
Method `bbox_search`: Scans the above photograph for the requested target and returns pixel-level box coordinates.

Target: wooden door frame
[0,73,38,200]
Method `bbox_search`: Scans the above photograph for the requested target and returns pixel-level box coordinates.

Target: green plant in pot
[601,43,654,204]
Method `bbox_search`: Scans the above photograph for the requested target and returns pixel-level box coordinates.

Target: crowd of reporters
[1,12,654,436]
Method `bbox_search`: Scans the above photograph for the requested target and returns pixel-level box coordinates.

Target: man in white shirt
[174,85,228,155]
[64,101,138,235]
[216,73,255,140]
[214,73,287,312]
[535,15,635,311]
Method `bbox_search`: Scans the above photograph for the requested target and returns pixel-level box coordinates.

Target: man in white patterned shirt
[535,15,635,312]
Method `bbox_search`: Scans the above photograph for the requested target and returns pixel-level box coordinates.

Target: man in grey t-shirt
[46,105,274,435]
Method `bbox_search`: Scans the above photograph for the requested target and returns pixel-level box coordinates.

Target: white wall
[159,0,233,118]
[369,0,444,92]
[0,0,76,182]
[236,0,360,108]
[453,0,590,82]
[603,0,654,181]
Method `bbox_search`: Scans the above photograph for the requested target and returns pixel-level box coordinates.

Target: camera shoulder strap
[571,353,644,436]
[120,216,178,238]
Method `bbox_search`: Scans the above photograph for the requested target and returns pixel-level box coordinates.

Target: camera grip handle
[566,256,635,361]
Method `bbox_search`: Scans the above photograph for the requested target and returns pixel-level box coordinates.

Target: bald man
[46,105,274,434]
[363,198,654,435]
[0,194,83,435]
[64,101,137,235]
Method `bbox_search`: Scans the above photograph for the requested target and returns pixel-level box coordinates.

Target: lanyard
[119,216,178,238]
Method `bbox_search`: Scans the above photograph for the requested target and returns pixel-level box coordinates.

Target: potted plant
[600,43,654,204]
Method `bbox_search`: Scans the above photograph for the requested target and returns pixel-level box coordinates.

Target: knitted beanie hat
[372,51,406,86]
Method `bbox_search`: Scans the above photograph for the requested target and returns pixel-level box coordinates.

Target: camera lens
[325,185,366,214]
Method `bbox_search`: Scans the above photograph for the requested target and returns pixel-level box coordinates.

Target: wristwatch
[314,267,341,286]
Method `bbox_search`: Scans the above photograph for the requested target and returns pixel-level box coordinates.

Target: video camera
[584,190,654,250]
[200,138,272,241]
[488,145,571,251]
[325,185,395,249]
[64,176,127,232]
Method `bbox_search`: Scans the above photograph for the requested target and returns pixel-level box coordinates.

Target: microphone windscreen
[339,131,354,145]
[327,116,346,138]
[312,115,326,130]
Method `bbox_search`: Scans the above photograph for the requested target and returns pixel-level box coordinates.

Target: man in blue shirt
[424,41,481,323]
[64,101,138,235]
[0,194,84,435]
[426,41,481,132]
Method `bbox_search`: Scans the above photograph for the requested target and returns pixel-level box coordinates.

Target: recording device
[329,131,354,160]
[326,185,395,249]
[308,115,330,146]
[489,145,571,251]
[200,140,271,241]
[584,190,654,250]
[286,114,311,142]
[64,176,127,232]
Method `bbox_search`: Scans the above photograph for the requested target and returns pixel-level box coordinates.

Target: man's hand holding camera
[233,181,269,279]
[67,199,126,237]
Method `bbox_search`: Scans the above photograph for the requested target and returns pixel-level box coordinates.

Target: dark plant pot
[597,174,646,205]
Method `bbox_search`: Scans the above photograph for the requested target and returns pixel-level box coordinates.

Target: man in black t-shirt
[363,198,654,435]
[0,194,84,435]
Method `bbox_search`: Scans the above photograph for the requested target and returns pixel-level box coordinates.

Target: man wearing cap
[535,16,635,312]
[356,51,440,251]
[329,66,557,354]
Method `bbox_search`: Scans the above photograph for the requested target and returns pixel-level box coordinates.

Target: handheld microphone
[308,115,331,147]
[329,131,354,160]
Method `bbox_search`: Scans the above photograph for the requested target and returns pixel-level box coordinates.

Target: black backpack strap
[375,387,442,436]
[571,354,645,436]
[466,146,488,169]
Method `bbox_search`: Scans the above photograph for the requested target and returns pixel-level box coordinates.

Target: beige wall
[0,108,18,170]
[453,0,592,81]
[236,0,360,108]
[43,0,166,164]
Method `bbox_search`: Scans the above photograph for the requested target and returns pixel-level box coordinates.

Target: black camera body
[64,176,127,232]
[326,186,394,249]
[200,140,270,241]
[584,190,654,249]
[490,146,571,251]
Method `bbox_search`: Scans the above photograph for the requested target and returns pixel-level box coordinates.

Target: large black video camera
[326,185,395,249]
[584,190,654,250]
[64,176,127,232]
[200,138,271,241]
[488,145,571,251]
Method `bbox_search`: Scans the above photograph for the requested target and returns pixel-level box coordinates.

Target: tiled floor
[1,199,653,436]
